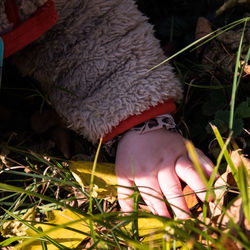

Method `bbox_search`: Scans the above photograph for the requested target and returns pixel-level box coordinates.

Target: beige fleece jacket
[3,0,183,143]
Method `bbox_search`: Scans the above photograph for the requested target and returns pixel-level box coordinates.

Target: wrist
[104,113,178,157]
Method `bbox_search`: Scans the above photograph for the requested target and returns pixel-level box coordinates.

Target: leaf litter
[1,1,250,249]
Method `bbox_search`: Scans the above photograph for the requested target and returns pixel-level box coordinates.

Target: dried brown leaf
[195,17,213,41]
[209,149,250,247]
[241,60,250,76]
[221,236,242,250]
[195,17,212,55]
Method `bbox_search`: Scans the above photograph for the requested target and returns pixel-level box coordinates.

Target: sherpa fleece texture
[0,1,13,35]
[17,0,48,21]
[12,0,183,143]
[1,0,57,58]
[0,0,48,35]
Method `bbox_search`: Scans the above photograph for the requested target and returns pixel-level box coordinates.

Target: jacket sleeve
[0,0,57,58]
[12,0,183,144]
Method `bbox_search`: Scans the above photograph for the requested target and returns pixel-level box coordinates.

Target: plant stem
[229,20,247,131]
[88,137,103,243]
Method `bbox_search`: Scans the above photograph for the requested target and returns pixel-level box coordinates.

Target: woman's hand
[115,129,214,219]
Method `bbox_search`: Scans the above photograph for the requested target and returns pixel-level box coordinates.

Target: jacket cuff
[103,99,176,143]
[2,0,58,58]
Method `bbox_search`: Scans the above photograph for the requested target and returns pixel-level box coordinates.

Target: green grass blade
[236,46,250,89]
[191,17,249,52]
[211,125,238,183]
[184,82,229,89]
[184,141,215,246]
[16,218,91,250]
[203,134,232,222]
[229,20,248,131]
[1,208,69,249]
[185,141,208,186]
[1,192,29,223]
[207,133,232,191]
[1,169,80,190]
[88,137,103,242]
[0,182,87,216]
[238,161,250,222]
[0,236,32,247]
[110,230,122,250]
[88,137,103,214]
[0,192,18,202]
[148,31,214,71]
[149,17,249,72]
[38,227,48,250]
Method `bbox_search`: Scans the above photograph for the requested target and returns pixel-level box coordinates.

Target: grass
[0,11,250,250]
[0,140,249,249]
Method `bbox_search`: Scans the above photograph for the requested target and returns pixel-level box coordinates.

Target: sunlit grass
[0,15,249,250]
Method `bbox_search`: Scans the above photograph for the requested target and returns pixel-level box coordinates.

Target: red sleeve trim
[2,0,58,58]
[103,99,176,143]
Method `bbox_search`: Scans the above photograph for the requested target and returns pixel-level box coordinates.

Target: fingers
[134,176,171,217]
[158,168,190,219]
[117,176,134,213]
[117,175,171,217]
[116,147,215,218]
[175,156,213,202]
[194,148,215,178]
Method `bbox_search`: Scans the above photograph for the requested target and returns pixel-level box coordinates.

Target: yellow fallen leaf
[18,209,89,250]
[123,217,165,248]
[124,217,194,248]
[69,161,117,202]
[137,217,165,242]
[1,207,36,238]
[69,161,200,208]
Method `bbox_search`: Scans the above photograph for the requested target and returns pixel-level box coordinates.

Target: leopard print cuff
[104,114,178,157]
[132,113,177,134]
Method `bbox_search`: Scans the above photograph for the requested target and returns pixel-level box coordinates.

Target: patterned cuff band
[131,113,177,134]
[104,113,178,157]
